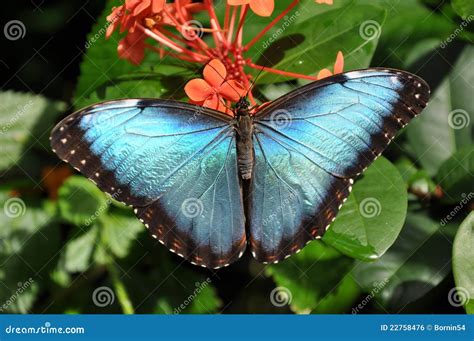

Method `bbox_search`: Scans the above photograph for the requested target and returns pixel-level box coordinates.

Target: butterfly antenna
[245,66,265,99]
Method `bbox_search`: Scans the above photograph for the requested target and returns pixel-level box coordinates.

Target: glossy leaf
[311,274,361,314]
[254,3,386,83]
[436,147,474,204]
[323,157,407,261]
[373,0,466,68]
[406,46,474,175]
[266,243,354,313]
[352,213,458,310]
[452,212,474,314]
[452,0,474,19]
[58,176,109,227]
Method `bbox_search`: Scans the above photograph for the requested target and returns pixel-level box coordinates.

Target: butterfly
[50,68,430,269]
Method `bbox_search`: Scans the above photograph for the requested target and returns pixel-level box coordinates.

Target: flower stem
[248,62,319,81]
[234,5,248,47]
[244,0,300,51]
[107,262,135,315]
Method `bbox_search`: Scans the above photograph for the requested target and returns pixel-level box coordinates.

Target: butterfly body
[236,99,255,180]
[51,68,430,269]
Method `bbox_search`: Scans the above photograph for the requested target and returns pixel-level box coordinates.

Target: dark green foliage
[1,0,472,314]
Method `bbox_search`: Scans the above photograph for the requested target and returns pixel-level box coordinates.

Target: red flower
[106,0,166,37]
[228,0,275,17]
[117,30,147,65]
[317,51,344,79]
[185,59,247,113]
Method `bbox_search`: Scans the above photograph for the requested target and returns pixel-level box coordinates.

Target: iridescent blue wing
[51,99,246,269]
[249,68,430,263]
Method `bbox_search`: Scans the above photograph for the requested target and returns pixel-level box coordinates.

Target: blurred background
[0,0,472,314]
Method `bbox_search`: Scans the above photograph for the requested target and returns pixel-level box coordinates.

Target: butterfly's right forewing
[51,99,246,269]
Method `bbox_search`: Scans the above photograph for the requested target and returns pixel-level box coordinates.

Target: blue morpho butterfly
[50,68,430,269]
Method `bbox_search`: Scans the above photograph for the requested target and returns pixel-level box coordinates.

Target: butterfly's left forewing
[51,99,246,268]
[249,68,430,263]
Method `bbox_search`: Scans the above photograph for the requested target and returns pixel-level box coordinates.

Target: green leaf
[61,226,99,273]
[452,0,474,19]
[406,46,474,175]
[266,243,354,313]
[0,91,65,172]
[119,242,221,314]
[254,3,386,83]
[452,212,474,314]
[311,274,361,314]
[0,192,60,313]
[373,0,468,68]
[58,176,109,226]
[352,213,458,310]
[98,211,144,259]
[74,0,197,109]
[436,146,474,204]
[323,157,407,261]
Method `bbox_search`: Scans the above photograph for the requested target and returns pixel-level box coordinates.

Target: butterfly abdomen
[236,115,254,180]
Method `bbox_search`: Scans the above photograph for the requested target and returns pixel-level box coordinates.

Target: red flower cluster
[106,0,343,113]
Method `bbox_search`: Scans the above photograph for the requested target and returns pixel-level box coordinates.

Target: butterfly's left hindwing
[51,99,246,268]
[249,69,430,263]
